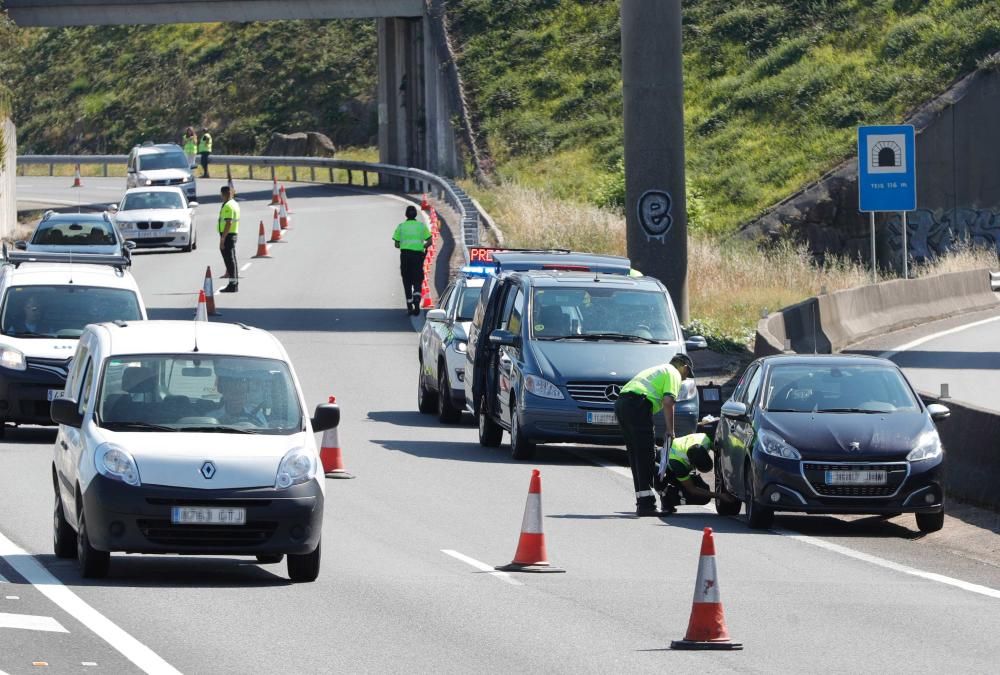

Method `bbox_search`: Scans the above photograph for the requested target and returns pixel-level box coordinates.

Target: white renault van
[51,320,340,582]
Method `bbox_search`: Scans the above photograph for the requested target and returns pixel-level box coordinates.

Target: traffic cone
[253,221,270,258]
[280,185,293,213]
[269,177,281,205]
[269,209,283,243]
[319,396,354,479]
[202,266,220,316]
[194,289,208,321]
[420,279,434,310]
[670,528,742,650]
[495,470,565,573]
[71,164,82,188]
[278,200,291,230]
[420,193,430,211]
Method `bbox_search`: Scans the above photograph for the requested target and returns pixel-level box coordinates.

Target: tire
[916,510,944,533]
[53,488,76,559]
[287,540,321,582]
[256,554,284,564]
[437,365,462,424]
[182,231,195,253]
[478,400,503,448]
[77,512,110,579]
[744,464,774,530]
[417,362,437,414]
[509,398,536,460]
[713,461,741,516]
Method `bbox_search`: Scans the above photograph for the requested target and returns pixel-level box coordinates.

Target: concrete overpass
[3,0,461,178]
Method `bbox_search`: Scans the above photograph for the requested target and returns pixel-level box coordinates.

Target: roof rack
[2,248,132,271]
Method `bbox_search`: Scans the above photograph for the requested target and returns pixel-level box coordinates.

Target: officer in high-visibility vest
[614,355,691,516]
[218,185,240,292]
[198,128,213,178]
[656,432,733,513]
[182,127,198,169]
[392,205,432,315]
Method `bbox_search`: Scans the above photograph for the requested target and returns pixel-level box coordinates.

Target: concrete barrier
[756,267,1000,509]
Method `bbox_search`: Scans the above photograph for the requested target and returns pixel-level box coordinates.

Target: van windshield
[97,355,303,434]
[139,152,189,171]
[1,286,142,339]
[530,287,677,341]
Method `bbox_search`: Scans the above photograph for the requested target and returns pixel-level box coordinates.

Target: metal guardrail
[16,154,481,259]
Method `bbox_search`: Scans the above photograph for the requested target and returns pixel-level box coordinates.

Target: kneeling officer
[656,433,734,513]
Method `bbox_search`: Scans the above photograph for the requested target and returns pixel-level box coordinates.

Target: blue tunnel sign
[858,125,916,212]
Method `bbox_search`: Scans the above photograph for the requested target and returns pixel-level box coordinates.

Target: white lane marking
[0,532,181,674]
[441,550,523,586]
[0,612,68,633]
[578,450,1000,599]
[6,596,19,600]
[82,663,98,667]
[240,262,251,272]
[878,314,1000,359]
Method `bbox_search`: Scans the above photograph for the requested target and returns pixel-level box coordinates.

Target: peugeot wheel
[744,464,774,530]
[77,512,110,579]
[714,461,741,516]
[53,489,76,559]
[437,366,462,424]
[287,540,321,582]
[510,399,536,460]
[916,510,944,533]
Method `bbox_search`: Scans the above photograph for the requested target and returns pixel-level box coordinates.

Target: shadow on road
[0,425,58,445]
[146,306,417,332]
[774,513,924,539]
[848,349,1000,370]
[370,437,604,467]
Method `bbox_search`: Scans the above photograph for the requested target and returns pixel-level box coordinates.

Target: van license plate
[171,507,246,525]
[586,412,618,425]
[825,470,886,486]
[47,389,65,401]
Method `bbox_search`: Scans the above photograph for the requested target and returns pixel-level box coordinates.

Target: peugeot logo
[604,384,622,402]
[200,461,217,479]
[848,442,861,453]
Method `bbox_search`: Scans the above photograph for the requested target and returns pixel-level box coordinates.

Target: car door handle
[60,440,68,450]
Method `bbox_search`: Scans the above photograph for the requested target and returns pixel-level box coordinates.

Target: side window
[507,290,525,334]
[77,358,95,415]
[498,284,520,330]
[741,366,764,408]
[67,345,89,394]
[732,364,759,402]
[438,286,454,314]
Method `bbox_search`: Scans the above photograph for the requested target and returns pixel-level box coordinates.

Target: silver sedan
[112,186,199,252]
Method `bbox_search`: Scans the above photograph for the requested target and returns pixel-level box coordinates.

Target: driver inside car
[207,375,267,425]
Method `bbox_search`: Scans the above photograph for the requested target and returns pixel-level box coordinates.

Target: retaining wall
[0,118,14,241]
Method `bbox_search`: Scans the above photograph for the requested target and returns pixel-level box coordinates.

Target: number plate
[171,507,246,525]
[586,411,618,425]
[47,389,65,402]
[825,470,887,486]
[135,229,162,238]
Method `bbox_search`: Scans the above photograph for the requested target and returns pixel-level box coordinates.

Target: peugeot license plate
[47,389,65,402]
[825,470,887,486]
[586,411,618,425]
[171,507,246,525]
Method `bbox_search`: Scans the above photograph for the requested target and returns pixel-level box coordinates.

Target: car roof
[458,277,486,288]
[760,354,899,368]
[90,321,288,359]
[135,143,184,155]
[123,186,186,195]
[513,271,660,289]
[2,263,139,290]
[42,212,109,222]
[492,250,631,275]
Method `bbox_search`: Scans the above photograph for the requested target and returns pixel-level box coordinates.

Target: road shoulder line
[441,549,523,586]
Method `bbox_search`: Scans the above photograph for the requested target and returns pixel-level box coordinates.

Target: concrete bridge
[4,0,461,177]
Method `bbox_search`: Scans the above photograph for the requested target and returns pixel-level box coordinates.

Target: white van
[51,320,340,582]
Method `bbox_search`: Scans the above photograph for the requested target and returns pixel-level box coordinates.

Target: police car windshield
[457,286,481,321]
[530,287,676,341]
[1,286,142,339]
[139,152,189,171]
[97,355,304,434]
[121,191,184,211]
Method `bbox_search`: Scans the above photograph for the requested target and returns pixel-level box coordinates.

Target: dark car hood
[529,340,681,382]
[761,411,931,460]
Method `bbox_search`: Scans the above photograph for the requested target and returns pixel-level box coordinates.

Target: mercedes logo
[604,384,622,401]
[200,461,217,479]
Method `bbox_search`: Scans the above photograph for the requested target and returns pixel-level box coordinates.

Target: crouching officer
[615,355,691,516]
[656,433,731,513]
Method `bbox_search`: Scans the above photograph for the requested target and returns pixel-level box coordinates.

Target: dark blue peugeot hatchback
[714,355,950,533]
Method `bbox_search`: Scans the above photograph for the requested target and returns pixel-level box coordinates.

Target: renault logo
[200,461,216,479]
[604,384,622,401]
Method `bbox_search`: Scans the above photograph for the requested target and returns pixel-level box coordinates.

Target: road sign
[858,125,916,212]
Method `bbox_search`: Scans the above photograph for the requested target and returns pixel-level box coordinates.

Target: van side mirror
[51,398,83,428]
[489,329,520,348]
[311,403,340,432]
[685,335,708,351]
[720,400,748,420]
[926,403,950,421]
[14,240,27,250]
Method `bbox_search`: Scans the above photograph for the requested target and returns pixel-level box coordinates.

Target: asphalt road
[1,178,998,674]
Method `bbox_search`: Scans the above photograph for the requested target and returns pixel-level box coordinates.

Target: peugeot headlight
[758,429,801,460]
[96,443,141,486]
[907,430,942,462]
[453,339,468,354]
[275,447,316,489]
[523,374,564,400]
[0,346,26,371]
[677,379,698,402]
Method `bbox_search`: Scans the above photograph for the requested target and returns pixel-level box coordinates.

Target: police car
[50,321,340,582]
[0,251,145,435]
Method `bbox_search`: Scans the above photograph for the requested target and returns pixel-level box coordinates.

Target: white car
[0,251,146,435]
[19,211,132,258]
[126,143,197,201]
[113,186,199,252]
[50,320,340,582]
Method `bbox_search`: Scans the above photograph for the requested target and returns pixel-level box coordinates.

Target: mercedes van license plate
[586,412,618,425]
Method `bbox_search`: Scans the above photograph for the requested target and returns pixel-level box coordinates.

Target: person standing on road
[392,205,432,315]
[614,355,691,516]
[218,186,240,293]
[182,127,198,169]
[198,128,213,178]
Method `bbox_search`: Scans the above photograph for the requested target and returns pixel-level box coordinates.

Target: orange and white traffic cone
[71,164,82,188]
[670,528,742,650]
[279,185,293,213]
[495,470,565,573]
[269,208,283,243]
[319,396,354,479]
[253,220,270,258]
[269,177,281,205]
[194,289,208,321]
[420,279,434,310]
[203,266,220,316]
[278,200,291,230]
[420,193,430,211]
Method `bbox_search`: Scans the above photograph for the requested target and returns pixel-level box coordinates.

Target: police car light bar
[3,250,132,269]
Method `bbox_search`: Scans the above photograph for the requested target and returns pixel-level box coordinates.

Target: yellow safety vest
[621,363,682,414]
[199,134,213,153]
[669,433,711,481]
[392,218,431,252]
[218,199,240,234]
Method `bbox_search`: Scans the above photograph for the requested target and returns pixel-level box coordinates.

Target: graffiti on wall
[883,208,1000,270]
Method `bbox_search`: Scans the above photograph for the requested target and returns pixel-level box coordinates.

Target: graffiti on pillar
[884,208,1000,270]
[636,190,673,242]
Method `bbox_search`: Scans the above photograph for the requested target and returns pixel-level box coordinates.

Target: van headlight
[758,429,801,460]
[0,346,26,371]
[907,430,942,462]
[96,443,141,486]
[523,374,564,399]
[677,379,697,402]
[275,447,316,489]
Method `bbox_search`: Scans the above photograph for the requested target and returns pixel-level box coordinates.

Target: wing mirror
[188,201,199,208]
[720,400,748,420]
[51,398,83,428]
[685,335,708,351]
[426,309,447,323]
[13,240,27,250]
[123,241,137,251]
[489,329,521,348]
[926,403,950,421]
[311,402,341,432]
